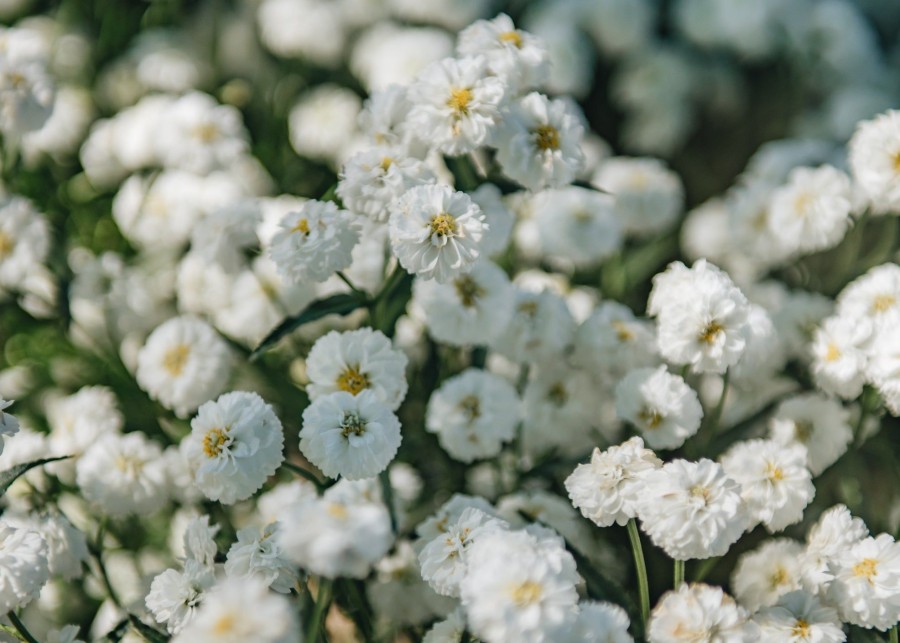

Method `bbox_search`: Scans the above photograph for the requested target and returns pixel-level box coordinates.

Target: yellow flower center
[690,485,711,504]
[853,557,878,583]
[793,192,814,216]
[794,420,813,443]
[203,428,228,458]
[114,455,144,477]
[447,87,473,115]
[766,461,784,481]
[454,274,485,308]
[0,231,13,259]
[638,407,663,429]
[213,614,235,635]
[460,395,481,421]
[499,31,523,47]
[192,122,220,143]
[792,619,811,638]
[340,413,366,438]
[892,150,900,173]
[509,580,543,606]
[872,294,896,313]
[824,342,841,362]
[163,344,190,376]
[336,365,369,395]
[612,321,635,342]
[533,124,560,151]
[518,300,539,316]
[380,157,393,172]
[699,320,724,345]
[430,213,457,237]
[769,565,790,589]
[291,218,310,235]
[327,502,348,519]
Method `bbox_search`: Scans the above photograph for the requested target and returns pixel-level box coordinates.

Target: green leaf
[128,615,169,643]
[251,293,367,360]
[0,455,71,497]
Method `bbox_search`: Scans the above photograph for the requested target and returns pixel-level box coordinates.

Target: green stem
[7,612,39,643]
[336,271,366,298]
[379,469,398,534]
[693,556,719,583]
[626,519,649,627]
[890,625,898,643]
[852,403,869,449]
[283,461,326,493]
[91,518,123,609]
[374,264,406,304]
[306,579,333,643]
[673,559,685,589]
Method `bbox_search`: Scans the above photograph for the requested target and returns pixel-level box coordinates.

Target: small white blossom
[615,366,702,450]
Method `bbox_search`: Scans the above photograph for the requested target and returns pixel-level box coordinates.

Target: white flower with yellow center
[549,601,634,642]
[592,157,684,238]
[836,263,900,330]
[171,577,300,643]
[306,328,409,411]
[800,504,869,596]
[389,184,487,283]
[425,368,519,463]
[521,363,597,458]
[572,301,658,382]
[493,288,577,364]
[0,195,50,290]
[0,523,49,614]
[460,527,580,643]
[412,259,514,346]
[532,186,623,268]
[495,91,585,191]
[767,165,852,256]
[456,13,549,93]
[337,147,435,222]
[146,559,216,634]
[635,459,748,560]
[648,583,757,643]
[731,539,804,612]
[826,533,900,630]
[183,391,285,504]
[810,314,871,400]
[300,390,402,480]
[720,439,814,533]
[269,199,360,284]
[406,56,506,155]
[615,366,703,450]
[136,315,232,418]
[848,109,900,213]
[46,385,123,458]
[752,590,845,643]
[865,324,900,416]
[225,522,296,593]
[75,432,169,516]
[768,394,852,476]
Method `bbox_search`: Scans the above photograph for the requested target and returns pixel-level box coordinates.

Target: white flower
[456,13,549,92]
[521,364,597,458]
[258,0,345,66]
[0,523,49,613]
[636,459,748,560]
[550,601,634,643]
[767,165,852,256]
[837,263,900,330]
[406,56,506,155]
[425,368,519,463]
[768,394,852,476]
[357,85,417,152]
[288,84,361,164]
[592,157,684,238]
[423,608,467,643]
[1,511,89,580]
[278,479,394,579]
[810,314,871,400]
[368,540,450,626]
[337,148,435,222]
[493,289,577,364]
[772,289,834,361]
[412,260,514,346]
[826,533,900,630]
[418,506,506,597]
[752,590,845,643]
[532,187,623,267]
[460,527,580,643]
[650,260,751,374]
[76,432,169,516]
[306,328,409,410]
[47,386,123,457]
[495,92,585,191]
[720,439,814,532]
[865,324,900,415]
[0,195,50,290]
[0,398,20,454]
[136,316,232,418]
[802,504,870,596]
[389,184,487,283]
[565,436,661,527]
[171,577,300,643]
[572,301,658,382]
[648,583,758,643]
[269,200,360,284]
[415,493,500,545]
[146,560,216,634]
[350,23,454,93]
[731,539,805,612]
[182,515,219,568]
[615,366,702,450]
[0,57,53,138]
[300,390,401,480]
[225,523,296,593]
[470,183,515,256]
[183,391,285,504]
[848,109,900,213]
